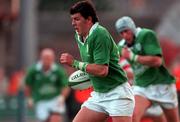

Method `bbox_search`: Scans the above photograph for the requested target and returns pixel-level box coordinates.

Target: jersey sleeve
[25,67,34,88]
[142,31,162,56]
[57,66,68,87]
[93,32,111,65]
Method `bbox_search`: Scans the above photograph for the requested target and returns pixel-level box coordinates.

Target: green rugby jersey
[118,28,175,87]
[25,62,68,102]
[75,23,127,93]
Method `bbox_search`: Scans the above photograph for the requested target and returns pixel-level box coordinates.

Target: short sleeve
[57,66,68,87]
[25,67,34,88]
[142,31,162,56]
[93,32,111,65]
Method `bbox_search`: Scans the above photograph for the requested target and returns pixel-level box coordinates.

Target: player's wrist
[129,51,138,62]
[27,97,33,101]
[27,97,34,107]
[58,95,65,102]
[72,60,88,72]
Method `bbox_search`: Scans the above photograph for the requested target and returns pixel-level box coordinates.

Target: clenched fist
[60,53,74,66]
[121,47,132,60]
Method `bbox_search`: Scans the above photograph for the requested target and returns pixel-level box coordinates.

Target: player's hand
[121,47,131,60]
[122,47,138,62]
[27,97,34,108]
[57,95,65,107]
[60,53,74,66]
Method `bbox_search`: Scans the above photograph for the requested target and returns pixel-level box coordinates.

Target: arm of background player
[122,47,162,67]
[25,86,34,108]
[136,55,162,67]
[61,87,71,99]
[58,87,71,106]
[137,31,162,67]
[24,68,34,108]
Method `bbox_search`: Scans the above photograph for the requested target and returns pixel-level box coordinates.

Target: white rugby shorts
[133,84,178,109]
[35,96,66,121]
[82,82,135,116]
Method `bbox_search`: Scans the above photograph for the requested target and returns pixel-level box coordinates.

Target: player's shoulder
[52,63,65,71]
[92,25,113,44]
[26,63,39,75]
[28,63,37,70]
[94,24,109,36]
[140,28,156,36]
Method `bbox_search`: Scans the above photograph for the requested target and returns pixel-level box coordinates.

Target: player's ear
[87,16,92,23]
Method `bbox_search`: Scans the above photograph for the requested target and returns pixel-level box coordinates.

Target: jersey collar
[88,22,99,37]
[127,27,142,47]
[135,27,142,37]
[36,61,57,72]
[76,22,99,43]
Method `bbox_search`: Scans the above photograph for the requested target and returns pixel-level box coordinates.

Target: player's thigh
[134,95,152,117]
[111,116,132,122]
[73,106,108,122]
[49,113,64,122]
[163,107,180,122]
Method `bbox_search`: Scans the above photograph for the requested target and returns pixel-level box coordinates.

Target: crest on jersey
[134,43,142,51]
[50,75,57,82]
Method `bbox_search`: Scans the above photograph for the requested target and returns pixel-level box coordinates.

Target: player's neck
[43,66,51,72]
[82,24,93,42]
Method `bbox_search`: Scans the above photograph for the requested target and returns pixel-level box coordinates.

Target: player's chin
[77,31,83,36]
[60,61,66,64]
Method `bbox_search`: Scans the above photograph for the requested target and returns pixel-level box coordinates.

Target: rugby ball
[68,70,92,90]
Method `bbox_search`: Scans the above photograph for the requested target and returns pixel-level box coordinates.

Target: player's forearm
[86,64,109,77]
[136,55,162,67]
[72,60,108,77]
[25,86,32,97]
[60,53,109,77]
[61,87,70,99]
[126,70,134,80]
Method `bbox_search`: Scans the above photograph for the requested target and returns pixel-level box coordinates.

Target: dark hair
[70,0,99,24]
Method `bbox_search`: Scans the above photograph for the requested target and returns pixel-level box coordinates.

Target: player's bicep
[93,36,111,65]
[143,32,162,56]
[25,77,33,87]
[25,69,34,87]
[59,70,68,87]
